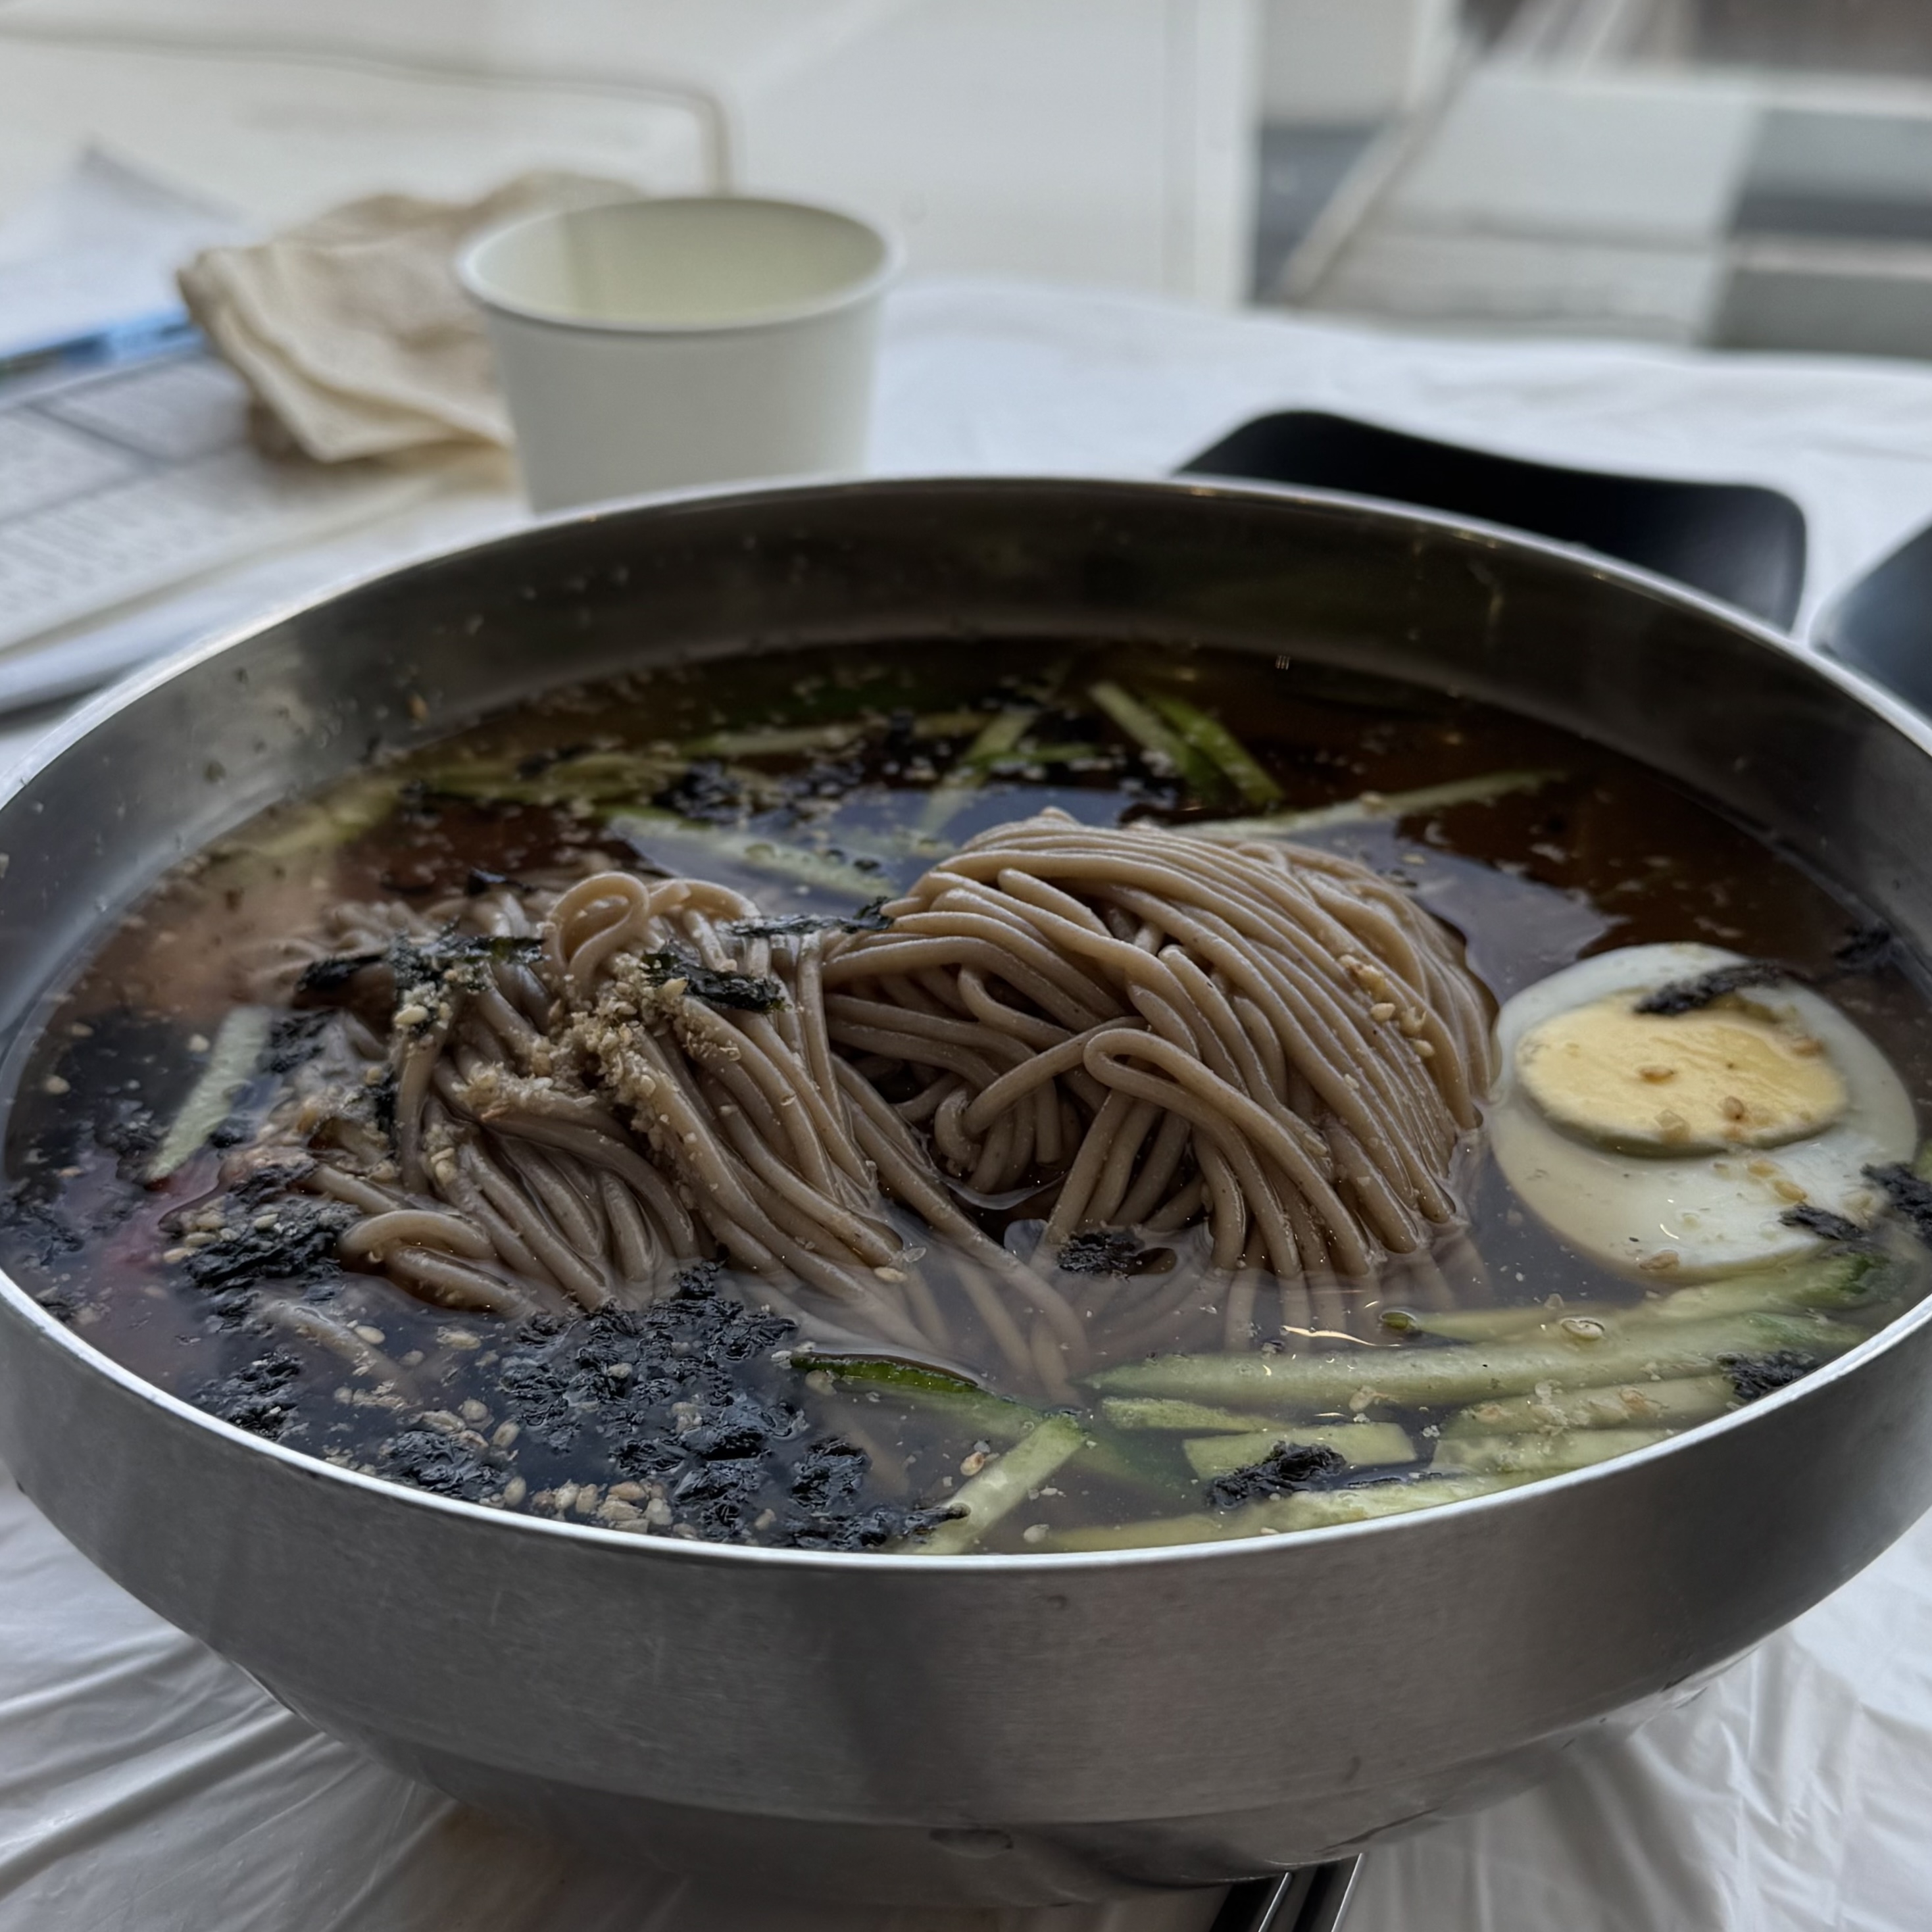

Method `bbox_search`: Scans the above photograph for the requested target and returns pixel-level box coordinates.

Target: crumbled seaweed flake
[778,1503,960,1552]
[391,929,543,998]
[1635,960,1788,1016]
[226,1160,316,1208]
[376,1427,502,1501]
[93,1097,161,1171]
[672,1455,764,1518]
[789,1436,868,1512]
[1835,924,1895,974]
[514,743,594,781]
[726,897,893,940]
[775,756,867,815]
[1725,1350,1818,1403]
[1779,1202,1870,1244]
[295,951,384,997]
[1866,1162,1932,1245]
[685,1390,797,1460]
[479,1262,945,1545]
[293,927,549,1020]
[653,759,747,824]
[180,1199,354,1296]
[259,1010,332,1076]
[0,1186,84,1268]
[199,1349,301,1439]
[368,1066,399,1140]
[639,945,784,1013]
[495,1353,582,1454]
[1058,1230,1145,1276]
[1205,1442,1348,1509]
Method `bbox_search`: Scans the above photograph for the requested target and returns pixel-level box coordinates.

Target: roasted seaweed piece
[376,1426,507,1501]
[653,758,749,824]
[260,1010,332,1075]
[199,1350,303,1440]
[1779,1203,1870,1245]
[1204,1441,1347,1509]
[1058,1230,1147,1276]
[1866,1162,1932,1246]
[1725,1350,1817,1403]
[776,1502,959,1554]
[389,929,543,994]
[178,1199,355,1297]
[298,929,543,1005]
[1834,924,1895,974]
[639,945,785,1013]
[0,1189,84,1270]
[1635,960,1787,1016]
[482,1263,949,1547]
[295,951,384,997]
[726,898,893,940]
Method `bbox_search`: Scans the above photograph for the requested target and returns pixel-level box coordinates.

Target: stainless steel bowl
[3,478,1930,1908]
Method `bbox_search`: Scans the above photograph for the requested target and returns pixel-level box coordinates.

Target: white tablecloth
[11,278,1932,1932]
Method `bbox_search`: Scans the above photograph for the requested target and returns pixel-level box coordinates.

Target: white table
[9,280,1932,1932]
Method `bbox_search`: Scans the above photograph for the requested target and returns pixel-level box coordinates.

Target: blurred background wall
[5,0,1932,357]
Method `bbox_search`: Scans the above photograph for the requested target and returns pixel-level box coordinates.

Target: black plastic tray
[1814,520,1932,714]
[1180,410,1808,630]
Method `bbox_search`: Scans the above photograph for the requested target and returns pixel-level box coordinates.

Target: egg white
[1490,943,1916,1281]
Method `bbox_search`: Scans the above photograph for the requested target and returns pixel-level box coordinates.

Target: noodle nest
[255,810,1491,1396]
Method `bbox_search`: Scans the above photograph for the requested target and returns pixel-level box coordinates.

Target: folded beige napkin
[179,172,631,462]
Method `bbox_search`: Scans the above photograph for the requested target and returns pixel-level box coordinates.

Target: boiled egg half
[1490,942,1914,1281]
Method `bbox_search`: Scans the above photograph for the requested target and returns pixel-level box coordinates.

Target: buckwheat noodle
[253,811,1489,1396]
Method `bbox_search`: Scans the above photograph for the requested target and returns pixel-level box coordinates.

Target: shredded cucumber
[607,811,889,895]
[1146,693,1282,808]
[1191,769,1562,842]
[1087,682,1224,798]
[1182,1422,1415,1479]
[1049,1472,1529,1551]
[1445,1375,1737,1436]
[1380,1305,1556,1341]
[912,1414,1088,1554]
[146,1006,272,1181]
[1085,1312,1861,1414]
[1099,1396,1289,1434]
[1432,1428,1673,1475]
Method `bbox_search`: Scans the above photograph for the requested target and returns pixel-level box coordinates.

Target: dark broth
[7,640,1929,1552]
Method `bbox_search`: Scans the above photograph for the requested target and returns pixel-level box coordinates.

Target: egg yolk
[1516,994,1848,1154]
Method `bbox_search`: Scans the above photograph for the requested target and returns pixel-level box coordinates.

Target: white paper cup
[459,196,899,513]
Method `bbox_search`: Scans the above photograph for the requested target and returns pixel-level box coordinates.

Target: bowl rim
[6,470,1929,1575]
[456,194,904,338]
